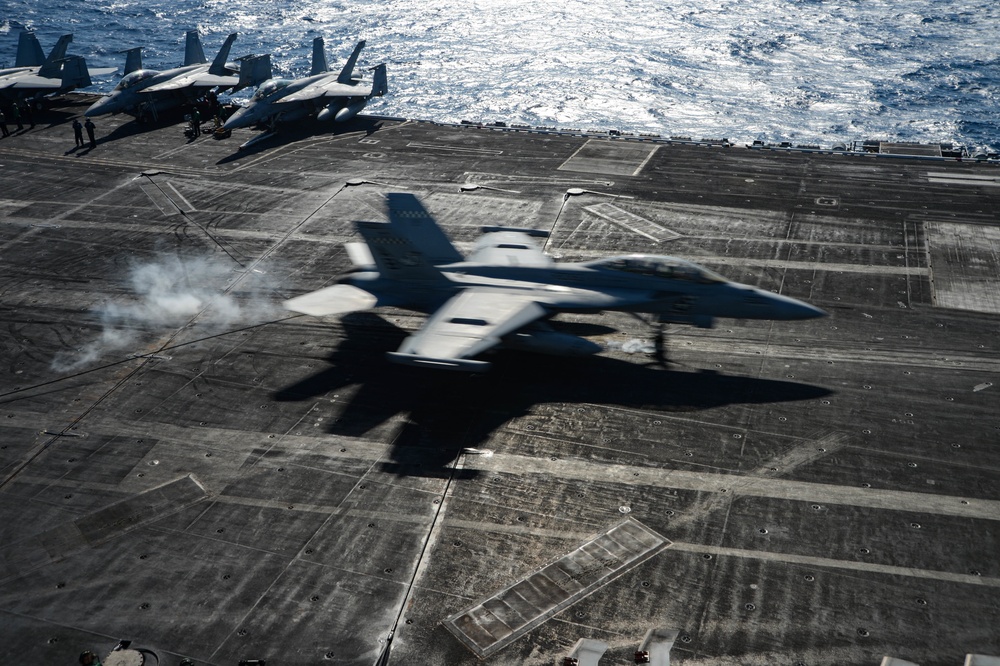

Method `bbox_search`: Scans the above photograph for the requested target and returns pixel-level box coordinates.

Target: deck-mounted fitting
[635,628,679,665]
[564,638,608,666]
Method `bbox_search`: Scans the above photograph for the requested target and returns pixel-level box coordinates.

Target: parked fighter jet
[222,37,387,132]
[1,32,115,103]
[85,31,271,119]
[284,194,827,371]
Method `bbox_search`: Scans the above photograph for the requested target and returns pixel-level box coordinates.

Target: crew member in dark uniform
[73,118,85,147]
[84,118,97,148]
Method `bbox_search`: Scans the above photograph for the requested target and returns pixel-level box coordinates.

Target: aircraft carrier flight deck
[0,97,998,666]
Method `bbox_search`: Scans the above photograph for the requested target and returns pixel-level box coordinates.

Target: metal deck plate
[444,519,670,658]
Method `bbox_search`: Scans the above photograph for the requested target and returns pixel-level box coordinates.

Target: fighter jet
[284,194,827,371]
[1,32,115,104]
[85,31,270,119]
[222,37,387,132]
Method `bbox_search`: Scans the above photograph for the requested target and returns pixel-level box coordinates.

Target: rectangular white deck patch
[443,518,670,658]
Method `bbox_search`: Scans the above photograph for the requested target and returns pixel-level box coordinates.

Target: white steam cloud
[605,338,656,354]
[52,254,283,372]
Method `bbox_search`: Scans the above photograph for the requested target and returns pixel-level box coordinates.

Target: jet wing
[389,288,548,370]
[2,75,61,89]
[277,79,371,104]
[466,230,555,267]
[142,72,237,93]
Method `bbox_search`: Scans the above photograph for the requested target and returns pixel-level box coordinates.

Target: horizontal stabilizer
[386,353,491,372]
[88,66,119,77]
[345,241,375,269]
[283,284,378,317]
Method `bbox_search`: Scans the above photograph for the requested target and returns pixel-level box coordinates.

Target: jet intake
[502,330,602,357]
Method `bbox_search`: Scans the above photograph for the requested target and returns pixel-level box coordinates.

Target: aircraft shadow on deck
[215,115,384,164]
[273,314,832,477]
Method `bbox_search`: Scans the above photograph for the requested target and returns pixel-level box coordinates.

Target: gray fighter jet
[85,31,270,119]
[222,37,387,131]
[284,194,827,371]
[1,32,115,104]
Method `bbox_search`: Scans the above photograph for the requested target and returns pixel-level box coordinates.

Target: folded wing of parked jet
[275,40,386,106]
[223,37,387,132]
[1,33,114,99]
[141,32,239,93]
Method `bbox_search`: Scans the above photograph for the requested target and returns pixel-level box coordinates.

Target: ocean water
[3,0,998,151]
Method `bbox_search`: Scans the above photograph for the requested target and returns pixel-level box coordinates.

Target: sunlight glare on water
[3,0,998,150]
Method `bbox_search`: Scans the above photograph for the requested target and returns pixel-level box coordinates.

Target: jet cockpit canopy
[115,70,158,90]
[589,255,728,284]
[252,78,292,101]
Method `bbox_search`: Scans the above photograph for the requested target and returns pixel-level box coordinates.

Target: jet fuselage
[341,255,825,326]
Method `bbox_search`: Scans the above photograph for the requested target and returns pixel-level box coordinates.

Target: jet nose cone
[84,97,110,117]
[801,302,828,319]
[770,292,827,320]
[222,107,252,131]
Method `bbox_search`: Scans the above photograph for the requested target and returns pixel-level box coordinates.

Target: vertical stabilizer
[60,56,93,90]
[235,54,272,92]
[184,30,206,66]
[337,40,366,83]
[208,32,237,76]
[310,36,328,76]
[120,47,143,75]
[369,63,387,97]
[15,32,45,68]
[37,34,73,78]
